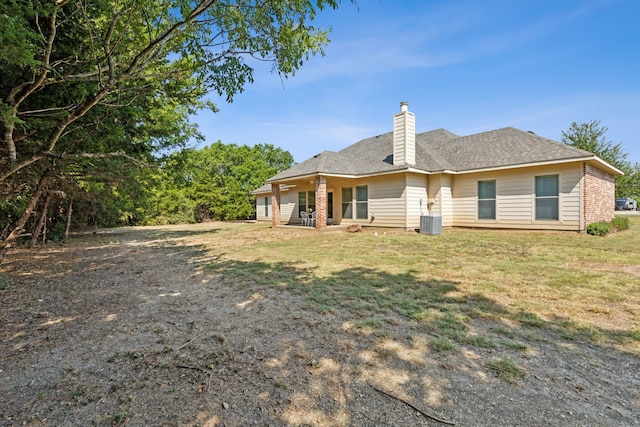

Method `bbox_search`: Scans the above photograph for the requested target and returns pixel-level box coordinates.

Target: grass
[485,357,527,383]
[429,337,454,352]
[188,216,640,356]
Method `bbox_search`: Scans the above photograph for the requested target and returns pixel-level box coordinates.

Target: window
[535,175,559,220]
[342,186,368,219]
[478,180,496,220]
[356,185,368,219]
[308,191,315,213]
[298,192,306,215]
[298,191,315,214]
[341,187,353,219]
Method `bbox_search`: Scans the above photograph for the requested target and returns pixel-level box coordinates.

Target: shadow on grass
[133,227,222,240]
[199,258,640,425]
[209,259,640,353]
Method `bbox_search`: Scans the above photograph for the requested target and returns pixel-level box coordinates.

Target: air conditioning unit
[420,215,442,235]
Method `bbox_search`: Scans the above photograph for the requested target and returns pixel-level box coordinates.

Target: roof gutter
[588,156,624,175]
[264,156,623,185]
[452,156,623,176]
[266,167,451,184]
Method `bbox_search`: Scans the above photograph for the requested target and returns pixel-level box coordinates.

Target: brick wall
[315,176,327,229]
[271,185,281,227]
[583,163,615,225]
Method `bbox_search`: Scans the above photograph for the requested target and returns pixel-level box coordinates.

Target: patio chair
[300,211,308,226]
[309,211,316,227]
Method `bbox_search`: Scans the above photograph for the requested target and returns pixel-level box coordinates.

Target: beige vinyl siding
[393,110,416,165]
[559,167,582,223]
[426,174,453,227]
[451,177,476,223]
[500,178,535,221]
[253,189,295,223]
[328,175,408,227]
[255,195,269,221]
[406,173,428,229]
[366,175,407,227]
[451,164,582,230]
[331,173,429,228]
[279,191,296,224]
[440,175,453,227]
[428,175,442,216]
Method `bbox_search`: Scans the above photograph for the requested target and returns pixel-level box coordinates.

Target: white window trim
[533,174,561,222]
[477,179,497,221]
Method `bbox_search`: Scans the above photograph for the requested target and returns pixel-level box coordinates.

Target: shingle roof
[251,183,272,194]
[251,183,292,195]
[265,126,604,183]
[432,127,597,171]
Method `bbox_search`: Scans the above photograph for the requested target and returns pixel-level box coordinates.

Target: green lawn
[187,216,640,356]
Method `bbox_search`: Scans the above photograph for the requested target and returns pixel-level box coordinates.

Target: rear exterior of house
[446,163,615,230]
[254,103,620,232]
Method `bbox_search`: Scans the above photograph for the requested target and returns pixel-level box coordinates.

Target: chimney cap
[400,101,409,112]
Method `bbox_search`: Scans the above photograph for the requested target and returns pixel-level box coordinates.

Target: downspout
[404,174,409,229]
[579,162,585,231]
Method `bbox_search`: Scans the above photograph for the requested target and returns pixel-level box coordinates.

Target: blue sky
[194,0,640,166]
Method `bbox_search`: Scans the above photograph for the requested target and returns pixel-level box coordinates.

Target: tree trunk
[1,223,10,241]
[30,194,51,249]
[64,199,73,243]
[41,208,48,246]
[0,167,52,262]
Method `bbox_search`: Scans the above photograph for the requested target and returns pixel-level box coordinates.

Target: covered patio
[270,175,331,230]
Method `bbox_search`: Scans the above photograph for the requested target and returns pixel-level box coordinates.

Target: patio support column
[271,184,281,227]
[315,176,327,230]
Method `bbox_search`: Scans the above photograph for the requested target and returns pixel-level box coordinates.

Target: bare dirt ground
[1,223,639,426]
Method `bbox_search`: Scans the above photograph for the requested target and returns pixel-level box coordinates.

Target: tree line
[1,140,293,242]
[147,142,293,225]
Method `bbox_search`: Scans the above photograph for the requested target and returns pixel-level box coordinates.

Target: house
[253,102,622,231]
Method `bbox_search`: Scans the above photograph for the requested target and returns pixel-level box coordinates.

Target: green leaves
[0,1,43,69]
[562,120,640,199]
[2,0,343,174]
[147,142,294,223]
[561,120,628,170]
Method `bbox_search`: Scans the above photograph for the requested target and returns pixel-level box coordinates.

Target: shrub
[587,221,612,236]
[587,216,630,236]
[610,216,630,231]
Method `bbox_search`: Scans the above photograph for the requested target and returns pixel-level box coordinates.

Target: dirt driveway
[1,223,639,426]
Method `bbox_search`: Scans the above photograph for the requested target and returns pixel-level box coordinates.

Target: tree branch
[0,150,153,182]
[57,151,153,168]
[1,154,48,182]
[371,384,456,425]
[18,105,76,117]
[4,8,60,164]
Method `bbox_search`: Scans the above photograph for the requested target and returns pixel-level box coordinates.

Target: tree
[147,142,293,223]
[1,0,344,259]
[1,0,339,178]
[561,121,628,169]
[561,120,640,199]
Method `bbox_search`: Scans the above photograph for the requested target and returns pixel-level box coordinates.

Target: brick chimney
[393,101,415,166]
